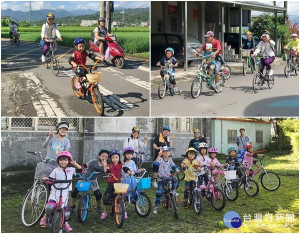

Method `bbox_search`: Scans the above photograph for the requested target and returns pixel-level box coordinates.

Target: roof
[221,1,287,13]
[212,118,271,124]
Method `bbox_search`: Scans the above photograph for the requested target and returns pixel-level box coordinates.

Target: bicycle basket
[86,72,102,83]
[114,183,129,194]
[34,162,57,180]
[136,177,151,190]
[76,181,91,192]
[224,170,237,180]
[242,49,251,58]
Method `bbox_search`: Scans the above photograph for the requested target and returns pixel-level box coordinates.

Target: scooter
[89,28,125,69]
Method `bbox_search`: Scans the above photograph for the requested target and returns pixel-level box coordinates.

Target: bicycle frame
[197,64,217,88]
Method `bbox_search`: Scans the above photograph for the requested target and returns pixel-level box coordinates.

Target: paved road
[1,39,150,117]
[151,60,299,117]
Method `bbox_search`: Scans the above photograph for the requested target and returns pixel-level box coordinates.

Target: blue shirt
[160,56,178,72]
[204,51,216,65]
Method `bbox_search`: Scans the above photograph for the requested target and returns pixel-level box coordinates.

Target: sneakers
[220,65,224,70]
[75,81,82,89]
[172,87,177,93]
[267,69,274,76]
[153,206,159,214]
[152,181,158,188]
[70,205,76,216]
[40,216,47,227]
[124,212,128,219]
[100,212,107,220]
[63,222,73,232]
[41,55,45,63]
[96,207,101,215]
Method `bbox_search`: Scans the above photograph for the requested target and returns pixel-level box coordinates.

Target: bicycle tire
[267,75,274,89]
[114,196,125,228]
[224,182,239,201]
[244,178,259,197]
[158,81,167,99]
[170,196,178,219]
[191,78,202,98]
[71,77,84,98]
[260,171,281,191]
[16,38,20,46]
[193,191,203,215]
[92,86,104,116]
[214,75,224,93]
[284,64,291,78]
[243,59,247,76]
[50,211,64,233]
[253,73,262,93]
[135,192,152,217]
[163,195,169,210]
[50,58,59,76]
[78,195,89,223]
[210,187,226,211]
[295,63,299,75]
[21,183,49,228]
[222,65,231,80]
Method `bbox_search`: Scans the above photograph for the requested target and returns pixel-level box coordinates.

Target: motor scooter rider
[93,17,111,59]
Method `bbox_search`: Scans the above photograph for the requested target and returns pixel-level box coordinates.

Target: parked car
[151,33,202,66]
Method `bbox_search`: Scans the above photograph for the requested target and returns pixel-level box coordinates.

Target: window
[228,130,237,143]
[256,130,263,143]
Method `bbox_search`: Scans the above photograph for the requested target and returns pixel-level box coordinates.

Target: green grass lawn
[1,153,298,233]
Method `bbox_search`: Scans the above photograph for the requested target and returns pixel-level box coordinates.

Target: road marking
[134,65,150,72]
[101,67,150,90]
[57,48,74,60]
[2,47,41,60]
[19,72,66,117]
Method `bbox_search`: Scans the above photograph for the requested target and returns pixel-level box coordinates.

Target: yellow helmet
[47,12,55,19]
[186,147,197,154]
[193,128,200,133]
[246,31,251,36]
[132,126,140,133]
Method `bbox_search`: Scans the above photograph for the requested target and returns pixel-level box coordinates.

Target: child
[196,142,213,187]
[188,129,207,152]
[203,43,216,78]
[153,146,179,214]
[70,149,109,217]
[101,150,130,219]
[243,144,265,176]
[226,147,242,178]
[68,37,101,89]
[181,147,199,208]
[208,147,224,183]
[40,151,83,232]
[9,21,19,39]
[41,12,62,63]
[156,47,179,93]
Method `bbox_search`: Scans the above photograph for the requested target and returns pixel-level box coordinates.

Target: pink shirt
[243,152,254,169]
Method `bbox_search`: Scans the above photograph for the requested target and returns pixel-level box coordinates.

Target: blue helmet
[162,146,170,152]
[74,37,85,46]
[163,125,171,131]
[165,47,174,55]
[109,150,120,157]
[228,147,237,154]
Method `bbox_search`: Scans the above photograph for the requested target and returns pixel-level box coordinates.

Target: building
[112,21,124,27]
[80,20,98,27]
[1,117,272,171]
[140,21,149,27]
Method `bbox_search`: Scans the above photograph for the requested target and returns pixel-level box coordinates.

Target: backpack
[91,26,100,41]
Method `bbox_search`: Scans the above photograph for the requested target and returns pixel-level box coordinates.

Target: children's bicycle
[71,60,104,115]
[44,38,60,76]
[113,183,129,228]
[252,58,274,93]
[284,49,299,78]
[74,171,101,223]
[186,168,203,214]
[21,151,57,228]
[218,167,239,201]
[10,31,20,46]
[242,49,255,75]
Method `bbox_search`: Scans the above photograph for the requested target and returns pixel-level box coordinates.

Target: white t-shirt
[9,24,18,32]
[123,137,147,157]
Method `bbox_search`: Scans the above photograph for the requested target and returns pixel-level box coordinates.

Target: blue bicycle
[75,171,101,223]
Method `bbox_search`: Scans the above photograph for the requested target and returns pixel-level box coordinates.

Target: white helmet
[198,142,208,149]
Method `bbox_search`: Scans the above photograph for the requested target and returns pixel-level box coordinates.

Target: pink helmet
[57,151,73,162]
[208,147,218,153]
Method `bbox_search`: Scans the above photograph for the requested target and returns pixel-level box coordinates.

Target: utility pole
[106,1,112,33]
[29,1,32,25]
[100,1,105,18]
[283,1,288,22]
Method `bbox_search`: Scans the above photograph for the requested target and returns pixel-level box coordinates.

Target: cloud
[57,5,66,9]
[1,2,9,10]
[114,1,149,9]
[75,2,99,10]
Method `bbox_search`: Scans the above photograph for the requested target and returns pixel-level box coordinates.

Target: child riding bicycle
[284,33,299,64]
[9,21,19,39]
[243,144,265,176]
[203,43,218,88]
[196,142,214,187]
[208,147,224,183]
[156,47,179,93]
[241,31,256,71]
[226,147,242,178]
[39,151,83,231]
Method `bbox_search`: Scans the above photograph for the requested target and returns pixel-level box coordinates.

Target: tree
[1,17,11,26]
[278,119,299,157]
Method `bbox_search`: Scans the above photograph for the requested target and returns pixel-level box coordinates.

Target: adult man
[284,33,299,64]
[152,125,174,188]
[236,128,252,151]
[194,31,223,89]
[188,129,207,151]
[93,17,109,59]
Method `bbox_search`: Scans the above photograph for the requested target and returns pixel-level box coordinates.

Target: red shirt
[73,50,88,66]
[107,163,123,183]
[202,39,222,55]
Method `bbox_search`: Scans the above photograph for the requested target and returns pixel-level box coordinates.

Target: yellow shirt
[286,39,299,52]
[182,158,199,182]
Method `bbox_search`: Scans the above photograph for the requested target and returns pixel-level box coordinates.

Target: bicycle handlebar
[52,179,72,190]
[79,59,100,71]
[76,171,101,180]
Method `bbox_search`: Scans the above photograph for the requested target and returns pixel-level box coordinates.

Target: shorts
[214,60,222,75]
[95,40,105,46]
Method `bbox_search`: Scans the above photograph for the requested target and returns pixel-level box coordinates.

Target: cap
[204,31,214,37]
[291,33,298,37]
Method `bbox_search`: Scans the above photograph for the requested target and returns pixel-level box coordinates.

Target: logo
[223,211,242,228]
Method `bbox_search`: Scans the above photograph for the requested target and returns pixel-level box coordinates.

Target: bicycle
[252,56,274,93]
[71,60,104,115]
[191,53,225,98]
[74,171,101,223]
[185,168,203,214]
[242,49,255,76]
[44,38,60,76]
[199,165,226,211]
[10,31,20,46]
[221,64,231,80]
[21,151,57,228]
[113,183,129,228]
[284,49,299,78]
[217,166,239,201]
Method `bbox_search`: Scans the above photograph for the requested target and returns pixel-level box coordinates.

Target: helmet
[109,150,120,157]
[56,121,69,130]
[98,149,110,155]
[228,147,237,153]
[291,33,298,37]
[47,12,55,19]
[206,43,212,50]
[186,147,197,155]
[98,17,105,22]
[165,47,174,55]
[123,147,134,155]
[261,30,270,38]
[57,151,72,162]
[161,146,170,152]
[132,126,140,133]
[208,147,218,153]
[194,128,200,133]
[74,37,86,46]
[245,144,253,150]
[246,31,252,36]
[198,142,208,149]
[163,125,171,131]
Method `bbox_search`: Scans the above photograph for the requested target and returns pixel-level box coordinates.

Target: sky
[1,1,150,11]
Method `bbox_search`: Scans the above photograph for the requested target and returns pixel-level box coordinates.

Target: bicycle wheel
[78,195,89,223]
[50,57,59,76]
[260,171,281,191]
[10,38,14,46]
[170,196,178,219]
[211,187,226,211]
[193,191,203,215]
[21,183,49,227]
[50,211,64,233]
[191,78,202,98]
[135,192,152,217]
[253,73,262,93]
[214,75,224,93]
[243,59,248,76]
[16,38,20,46]
[222,65,231,80]
[224,182,239,201]
[114,196,125,228]
[92,86,104,116]
[71,77,84,98]
[284,64,291,78]
[295,63,299,75]
[158,81,167,99]
[163,195,169,210]
[244,178,259,197]
[267,75,274,89]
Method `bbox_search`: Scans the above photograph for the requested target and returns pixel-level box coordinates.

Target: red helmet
[245,144,253,150]
[57,151,73,162]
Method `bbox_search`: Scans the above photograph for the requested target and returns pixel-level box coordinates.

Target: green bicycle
[242,49,255,75]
